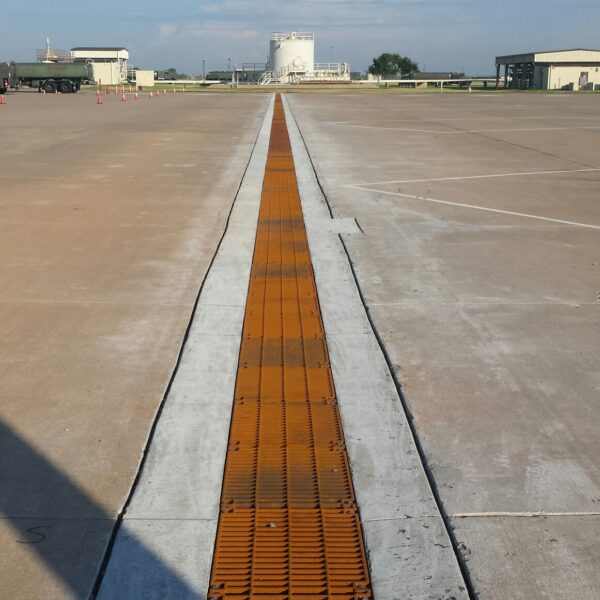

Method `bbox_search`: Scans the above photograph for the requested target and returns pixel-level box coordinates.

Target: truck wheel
[42,81,56,94]
[59,80,74,94]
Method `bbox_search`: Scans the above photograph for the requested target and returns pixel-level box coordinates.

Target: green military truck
[0,62,12,94]
[10,62,92,93]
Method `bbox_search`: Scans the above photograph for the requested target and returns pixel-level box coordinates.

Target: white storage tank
[269,32,314,74]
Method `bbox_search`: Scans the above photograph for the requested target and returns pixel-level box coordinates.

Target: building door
[579,71,589,89]
[537,67,545,88]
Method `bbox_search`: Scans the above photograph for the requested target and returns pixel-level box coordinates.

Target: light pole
[227,57,231,72]
[202,59,205,82]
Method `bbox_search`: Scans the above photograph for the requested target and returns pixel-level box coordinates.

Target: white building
[134,70,155,88]
[260,32,350,84]
[496,49,600,90]
[70,47,129,85]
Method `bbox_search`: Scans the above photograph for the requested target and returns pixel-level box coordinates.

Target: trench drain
[208,95,373,599]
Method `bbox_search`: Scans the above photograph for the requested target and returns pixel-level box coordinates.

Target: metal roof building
[495,49,600,90]
[71,47,129,85]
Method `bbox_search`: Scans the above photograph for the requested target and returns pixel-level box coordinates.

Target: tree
[368,53,418,79]
[163,67,189,80]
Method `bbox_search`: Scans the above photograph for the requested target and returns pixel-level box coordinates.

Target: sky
[2,0,599,75]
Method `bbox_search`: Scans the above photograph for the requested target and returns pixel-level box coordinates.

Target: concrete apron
[96,95,275,599]
[98,90,467,599]
[283,96,469,599]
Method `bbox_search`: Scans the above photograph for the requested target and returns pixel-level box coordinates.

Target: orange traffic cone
[0,95,6,105]
[97,94,103,105]
[134,92,139,100]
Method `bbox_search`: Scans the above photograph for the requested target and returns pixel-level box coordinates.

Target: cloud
[159,23,180,41]
[192,0,475,28]
[158,19,260,41]
[184,21,261,39]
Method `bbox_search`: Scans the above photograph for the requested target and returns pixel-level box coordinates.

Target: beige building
[71,47,129,85]
[496,49,600,90]
[134,70,155,88]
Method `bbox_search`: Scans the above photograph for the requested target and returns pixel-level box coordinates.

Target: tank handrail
[270,32,314,41]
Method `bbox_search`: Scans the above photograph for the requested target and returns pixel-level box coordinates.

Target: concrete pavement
[97,93,469,600]
[4,88,600,599]
[287,91,600,600]
[0,91,269,599]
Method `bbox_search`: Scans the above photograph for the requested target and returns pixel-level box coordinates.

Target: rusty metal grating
[209,95,372,599]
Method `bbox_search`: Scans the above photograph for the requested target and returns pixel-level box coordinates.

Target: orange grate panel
[209,95,372,599]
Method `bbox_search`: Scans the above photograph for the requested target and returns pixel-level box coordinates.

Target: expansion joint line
[208,95,372,599]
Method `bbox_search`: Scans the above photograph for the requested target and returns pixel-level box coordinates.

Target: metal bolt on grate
[209,95,372,599]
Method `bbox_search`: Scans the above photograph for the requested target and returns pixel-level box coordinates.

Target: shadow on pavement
[0,419,202,599]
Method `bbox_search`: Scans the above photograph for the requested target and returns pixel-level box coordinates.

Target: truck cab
[0,62,12,94]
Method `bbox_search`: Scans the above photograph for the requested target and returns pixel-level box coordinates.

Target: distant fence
[355,78,502,88]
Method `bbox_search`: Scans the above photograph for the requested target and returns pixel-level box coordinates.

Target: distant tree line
[368,53,418,78]
[156,67,190,80]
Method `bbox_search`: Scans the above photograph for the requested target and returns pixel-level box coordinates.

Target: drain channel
[208,95,372,599]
